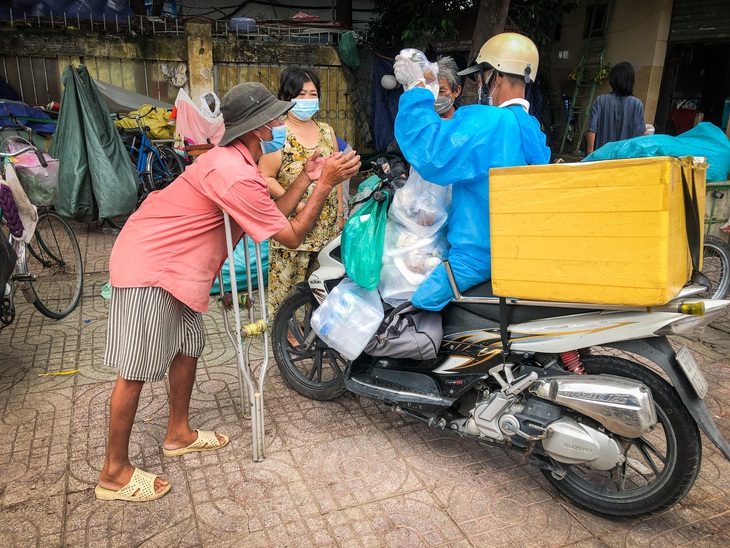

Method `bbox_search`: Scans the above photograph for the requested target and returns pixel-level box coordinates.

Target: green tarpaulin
[49,65,137,222]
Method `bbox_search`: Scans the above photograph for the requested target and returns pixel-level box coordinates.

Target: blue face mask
[260,124,287,154]
[290,98,320,121]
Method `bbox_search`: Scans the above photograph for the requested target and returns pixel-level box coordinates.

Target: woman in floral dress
[259,67,345,317]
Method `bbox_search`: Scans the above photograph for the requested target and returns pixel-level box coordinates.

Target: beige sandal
[95,468,170,502]
[162,430,230,457]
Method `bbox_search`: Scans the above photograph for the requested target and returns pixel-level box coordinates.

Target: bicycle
[107,106,185,228]
[699,180,730,300]
[0,144,83,328]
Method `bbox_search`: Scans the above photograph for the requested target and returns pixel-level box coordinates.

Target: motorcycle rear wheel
[543,355,702,518]
[272,286,348,401]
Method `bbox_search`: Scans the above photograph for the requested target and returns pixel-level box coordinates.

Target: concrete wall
[187,21,215,101]
[553,0,673,125]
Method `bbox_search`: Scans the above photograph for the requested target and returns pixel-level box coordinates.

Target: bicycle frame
[1,170,34,327]
[121,107,177,196]
[127,133,163,193]
[1,235,25,328]
[1,146,83,326]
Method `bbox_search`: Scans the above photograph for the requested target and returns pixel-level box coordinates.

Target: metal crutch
[217,211,269,462]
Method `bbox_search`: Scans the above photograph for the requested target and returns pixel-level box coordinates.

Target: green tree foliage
[509,0,581,148]
[368,0,475,49]
[509,0,580,48]
[367,0,582,149]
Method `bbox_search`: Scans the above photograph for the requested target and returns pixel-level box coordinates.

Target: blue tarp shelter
[0,1,133,19]
[0,100,57,134]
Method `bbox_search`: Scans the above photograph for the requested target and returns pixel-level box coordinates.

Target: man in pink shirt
[95,82,360,502]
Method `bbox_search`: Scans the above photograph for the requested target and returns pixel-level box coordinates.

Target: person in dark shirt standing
[586,62,646,154]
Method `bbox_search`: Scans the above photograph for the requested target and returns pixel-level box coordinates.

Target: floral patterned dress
[267,121,338,317]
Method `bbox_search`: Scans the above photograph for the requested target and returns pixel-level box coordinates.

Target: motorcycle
[271,159,730,519]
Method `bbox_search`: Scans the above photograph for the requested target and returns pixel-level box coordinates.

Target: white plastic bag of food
[311,277,384,360]
[378,261,418,306]
[389,169,449,238]
[399,48,439,98]
[393,242,448,286]
[379,220,449,305]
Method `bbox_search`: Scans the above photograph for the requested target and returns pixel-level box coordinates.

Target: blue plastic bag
[584,122,730,182]
[210,236,268,294]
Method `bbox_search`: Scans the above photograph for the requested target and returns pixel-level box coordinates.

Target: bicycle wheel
[145,145,185,191]
[26,211,83,318]
[698,235,730,300]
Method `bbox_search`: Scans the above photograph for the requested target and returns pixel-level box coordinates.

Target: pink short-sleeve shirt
[109,142,289,312]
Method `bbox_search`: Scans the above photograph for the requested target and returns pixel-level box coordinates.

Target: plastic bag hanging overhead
[338,31,360,69]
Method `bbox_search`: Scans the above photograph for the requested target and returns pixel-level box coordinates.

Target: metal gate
[214,62,357,148]
[1,54,176,107]
[1,55,61,106]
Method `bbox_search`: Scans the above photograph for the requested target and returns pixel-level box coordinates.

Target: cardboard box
[489,156,706,306]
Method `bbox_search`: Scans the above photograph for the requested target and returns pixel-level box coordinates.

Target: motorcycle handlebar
[372,189,389,203]
[35,149,48,168]
[0,146,39,159]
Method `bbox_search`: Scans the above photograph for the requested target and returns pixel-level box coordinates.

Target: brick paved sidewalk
[1,222,729,547]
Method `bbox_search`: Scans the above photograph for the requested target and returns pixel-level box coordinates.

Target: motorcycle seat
[441,280,599,336]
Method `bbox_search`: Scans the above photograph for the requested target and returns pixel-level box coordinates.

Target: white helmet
[476,32,539,83]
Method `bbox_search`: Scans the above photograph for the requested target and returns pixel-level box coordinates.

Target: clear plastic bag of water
[310,277,384,360]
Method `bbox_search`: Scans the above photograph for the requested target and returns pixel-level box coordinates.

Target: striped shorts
[104,286,206,382]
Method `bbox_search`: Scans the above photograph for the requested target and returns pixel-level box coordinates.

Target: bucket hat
[218,82,293,146]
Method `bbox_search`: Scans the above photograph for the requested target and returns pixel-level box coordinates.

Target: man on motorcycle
[393,33,551,310]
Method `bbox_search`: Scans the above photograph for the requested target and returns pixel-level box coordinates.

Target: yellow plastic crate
[489,156,706,306]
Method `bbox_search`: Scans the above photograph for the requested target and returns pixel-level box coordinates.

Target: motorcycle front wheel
[543,354,702,519]
[272,286,348,401]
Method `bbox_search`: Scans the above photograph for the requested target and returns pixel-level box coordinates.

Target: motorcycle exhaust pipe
[530,376,657,439]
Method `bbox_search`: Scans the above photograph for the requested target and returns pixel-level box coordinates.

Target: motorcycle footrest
[346,372,455,407]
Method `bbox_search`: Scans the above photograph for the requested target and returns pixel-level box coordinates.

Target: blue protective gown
[394,88,551,310]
